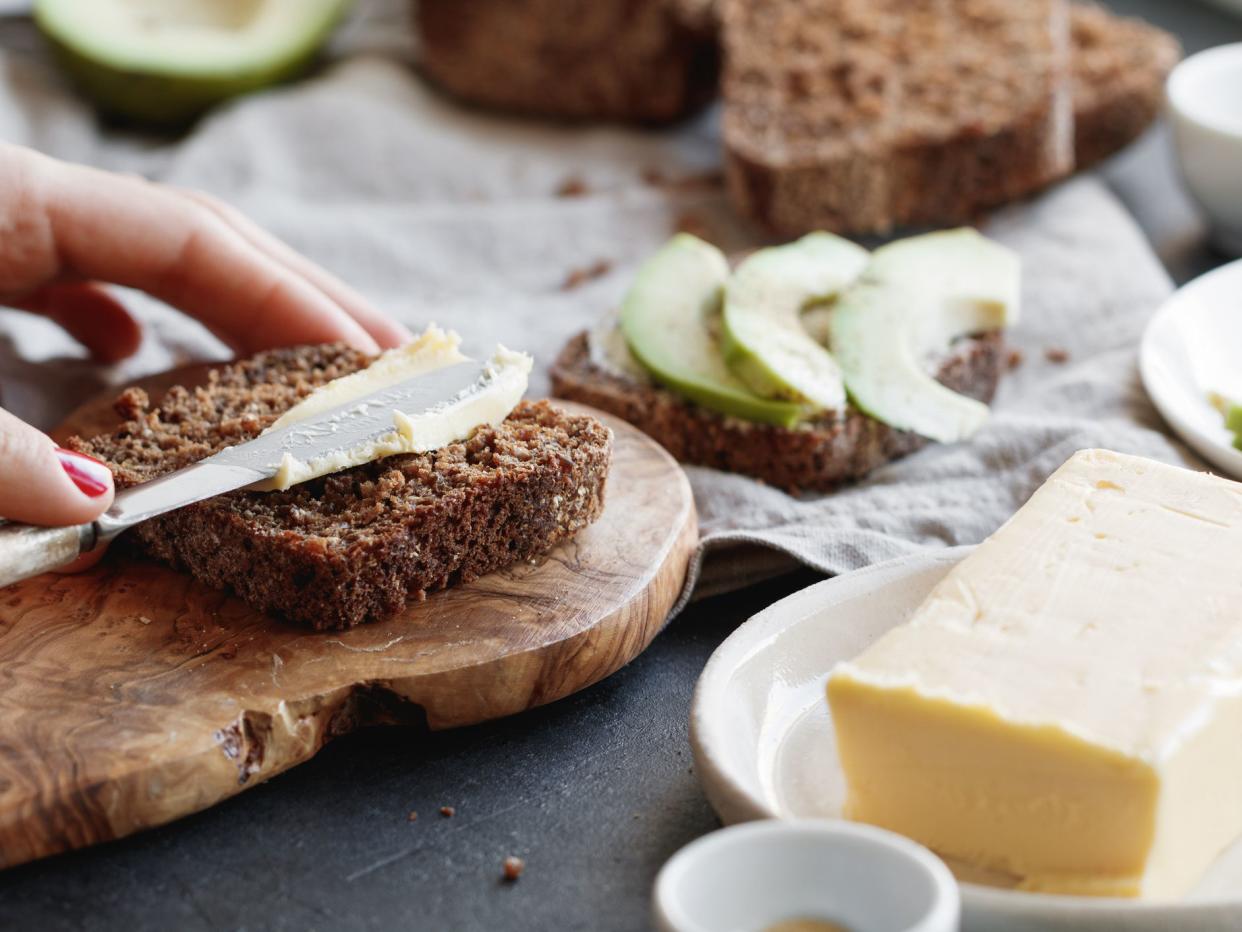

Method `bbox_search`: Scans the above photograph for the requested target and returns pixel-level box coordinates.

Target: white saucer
[690,548,1242,932]
[1140,259,1242,478]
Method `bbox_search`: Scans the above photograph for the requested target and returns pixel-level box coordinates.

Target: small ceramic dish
[653,819,959,932]
[691,548,1242,931]
[1139,258,1242,479]
[1168,43,1242,255]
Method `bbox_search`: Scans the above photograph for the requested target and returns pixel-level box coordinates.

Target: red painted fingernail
[55,448,112,497]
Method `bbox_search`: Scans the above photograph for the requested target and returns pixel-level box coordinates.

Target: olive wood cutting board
[0,365,696,869]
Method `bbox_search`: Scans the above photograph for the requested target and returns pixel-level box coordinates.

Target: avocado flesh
[35,0,350,125]
[620,235,804,428]
[827,228,1019,444]
[721,232,869,411]
[1227,404,1242,436]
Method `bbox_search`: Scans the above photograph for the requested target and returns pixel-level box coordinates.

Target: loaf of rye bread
[1070,3,1181,169]
[64,344,613,631]
[721,0,1074,236]
[549,331,1003,492]
[414,1,1175,217]
[415,0,719,123]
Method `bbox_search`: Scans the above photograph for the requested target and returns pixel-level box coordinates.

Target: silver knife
[0,359,489,588]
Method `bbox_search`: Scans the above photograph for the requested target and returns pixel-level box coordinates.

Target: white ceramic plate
[1140,259,1242,478]
[691,548,1242,932]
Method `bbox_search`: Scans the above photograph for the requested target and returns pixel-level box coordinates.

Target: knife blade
[0,358,489,588]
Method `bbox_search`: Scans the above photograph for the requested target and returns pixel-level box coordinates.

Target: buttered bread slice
[828,449,1242,898]
[66,343,612,631]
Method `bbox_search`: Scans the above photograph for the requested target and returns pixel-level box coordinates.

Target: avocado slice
[1208,393,1242,449]
[721,232,869,411]
[827,228,1019,444]
[35,0,351,125]
[620,234,804,428]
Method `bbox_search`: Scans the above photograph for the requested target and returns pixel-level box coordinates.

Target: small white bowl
[653,820,960,932]
[1168,43,1242,256]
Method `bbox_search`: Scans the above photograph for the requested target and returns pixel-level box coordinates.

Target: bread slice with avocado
[551,331,1002,493]
[550,230,1014,492]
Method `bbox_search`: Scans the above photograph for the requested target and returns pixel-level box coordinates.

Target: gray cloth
[0,6,1195,604]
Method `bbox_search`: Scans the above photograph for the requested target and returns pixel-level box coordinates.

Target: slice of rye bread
[720,0,1172,237]
[549,331,1003,493]
[415,0,719,123]
[722,0,1074,236]
[1070,2,1180,169]
[64,344,613,631]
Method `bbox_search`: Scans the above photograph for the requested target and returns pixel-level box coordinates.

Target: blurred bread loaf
[1070,2,1180,169]
[415,0,719,123]
[414,0,1178,229]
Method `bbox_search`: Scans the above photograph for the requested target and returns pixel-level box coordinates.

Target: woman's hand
[0,143,410,553]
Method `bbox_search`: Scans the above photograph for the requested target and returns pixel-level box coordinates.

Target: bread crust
[67,345,613,631]
[549,331,1003,493]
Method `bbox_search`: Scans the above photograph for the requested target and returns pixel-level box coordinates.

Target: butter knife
[0,359,488,588]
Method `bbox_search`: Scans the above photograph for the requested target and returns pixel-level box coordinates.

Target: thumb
[0,408,114,526]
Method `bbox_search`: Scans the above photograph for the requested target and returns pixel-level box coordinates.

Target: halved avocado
[827,229,1019,444]
[620,234,804,428]
[35,0,351,125]
[721,232,869,411]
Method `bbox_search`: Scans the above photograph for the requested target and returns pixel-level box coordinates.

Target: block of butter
[827,449,1242,899]
[256,325,532,490]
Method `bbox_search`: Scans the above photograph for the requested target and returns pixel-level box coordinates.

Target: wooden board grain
[0,369,696,869]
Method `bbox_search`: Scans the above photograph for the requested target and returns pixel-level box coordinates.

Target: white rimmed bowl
[653,819,959,932]
[1168,43,1242,255]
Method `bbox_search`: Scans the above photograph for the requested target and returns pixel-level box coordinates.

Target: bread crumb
[1044,347,1070,364]
[502,856,525,882]
[561,259,613,291]
[1006,348,1024,370]
[556,176,588,198]
[440,806,455,818]
[407,811,418,822]
[642,167,724,191]
[136,615,152,625]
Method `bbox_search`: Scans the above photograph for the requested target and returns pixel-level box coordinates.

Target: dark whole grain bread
[1070,3,1180,169]
[549,331,1003,492]
[414,0,1175,211]
[66,344,612,631]
[415,0,719,123]
[721,0,1074,236]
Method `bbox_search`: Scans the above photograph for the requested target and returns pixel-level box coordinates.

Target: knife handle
[0,522,96,589]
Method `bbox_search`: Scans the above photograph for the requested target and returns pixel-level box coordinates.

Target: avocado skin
[36,2,350,127]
